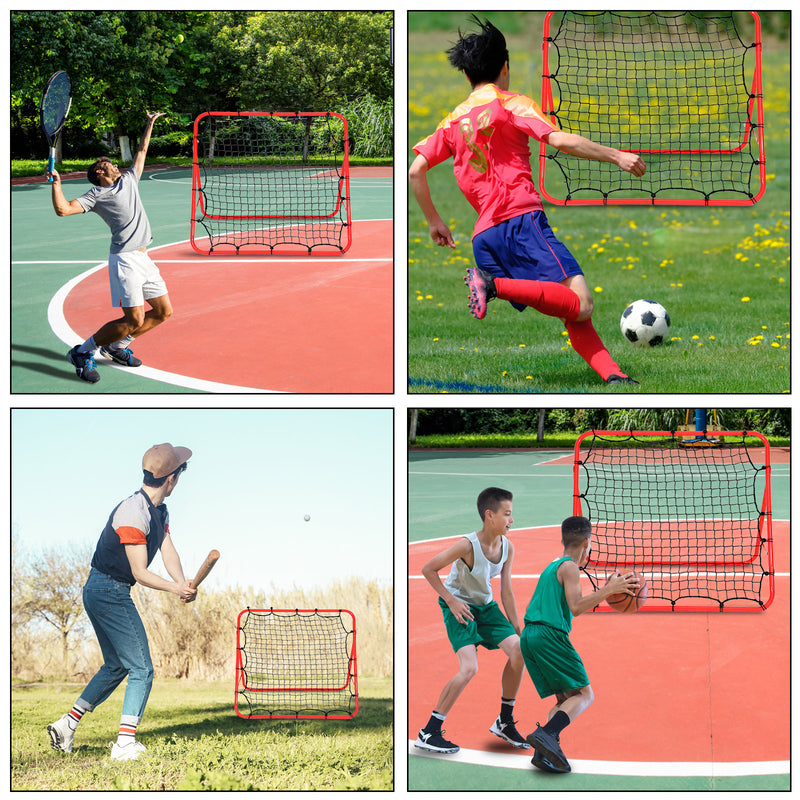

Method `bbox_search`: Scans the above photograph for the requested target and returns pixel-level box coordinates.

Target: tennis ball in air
[175,33,185,44]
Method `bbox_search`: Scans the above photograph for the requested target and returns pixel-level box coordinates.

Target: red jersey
[413,84,558,238]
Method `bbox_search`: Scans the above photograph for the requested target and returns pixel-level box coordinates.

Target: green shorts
[520,623,589,699]
[438,597,518,653]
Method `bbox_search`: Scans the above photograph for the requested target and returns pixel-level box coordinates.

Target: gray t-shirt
[77,169,153,254]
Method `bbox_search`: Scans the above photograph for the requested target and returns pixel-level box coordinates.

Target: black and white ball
[620,299,670,346]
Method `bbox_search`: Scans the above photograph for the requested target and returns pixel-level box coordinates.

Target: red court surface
[61,219,392,392]
[408,520,789,766]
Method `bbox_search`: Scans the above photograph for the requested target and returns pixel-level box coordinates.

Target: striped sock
[67,704,86,731]
[117,719,138,746]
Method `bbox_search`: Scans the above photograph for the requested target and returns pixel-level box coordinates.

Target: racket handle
[47,149,55,182]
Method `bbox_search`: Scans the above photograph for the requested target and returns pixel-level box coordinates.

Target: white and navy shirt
[443,531,509,606]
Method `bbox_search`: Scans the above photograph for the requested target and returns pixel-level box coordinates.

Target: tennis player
[48,111,170,384]
[409,16,646,385]
[414,487,529,754]
[521,516,638,773]
[46,443,196,761]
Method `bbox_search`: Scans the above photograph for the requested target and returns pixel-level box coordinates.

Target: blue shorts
[472,211,583,312]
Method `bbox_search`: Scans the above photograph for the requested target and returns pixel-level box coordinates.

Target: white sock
[109,335,134,351]
[77,336,97,355]
[117,716,139,746]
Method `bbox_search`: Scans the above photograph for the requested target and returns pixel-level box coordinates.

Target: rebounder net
[235,608,358,719]
[573,430,774,611]
[540,11,765,205]
[191,111,351,255]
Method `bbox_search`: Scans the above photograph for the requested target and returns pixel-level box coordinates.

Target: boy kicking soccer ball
[521,516,638,773]
[414,487,529,754]
[409,16,645,385]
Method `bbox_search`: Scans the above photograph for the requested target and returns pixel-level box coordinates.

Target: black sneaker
[464,266,496,320]
[67,346,100,383]
[526,725,570,773]
[489,717,531,749]
[606,373,639,385]
[100,345,142,367]
[414,728,460,754]
[531,748,571,773]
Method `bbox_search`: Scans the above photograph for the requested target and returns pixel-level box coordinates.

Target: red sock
[494,278,580,321]
[565,319,625,381]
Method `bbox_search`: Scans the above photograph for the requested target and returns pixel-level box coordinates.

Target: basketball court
[12,165,392,393]
[408,447,790,790]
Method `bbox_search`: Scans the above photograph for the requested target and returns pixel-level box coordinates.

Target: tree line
[11,11,393,162]
[409,408,790,440]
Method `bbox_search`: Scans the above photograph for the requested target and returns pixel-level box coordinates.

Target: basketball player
[46,443,196,761]
[409,16,646,385]
[48,111,171,384]
[414,487,529,754]
[521,516,638,773]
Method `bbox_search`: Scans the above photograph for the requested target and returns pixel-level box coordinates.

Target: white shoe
[47,714,75,753]
[109,740,146,761]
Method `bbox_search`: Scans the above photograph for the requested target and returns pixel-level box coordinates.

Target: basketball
[605,570,648,613]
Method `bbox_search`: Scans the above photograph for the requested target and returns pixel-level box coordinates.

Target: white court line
[408,741,788,778]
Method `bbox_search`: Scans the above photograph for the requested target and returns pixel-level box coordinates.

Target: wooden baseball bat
[189,549,220,589]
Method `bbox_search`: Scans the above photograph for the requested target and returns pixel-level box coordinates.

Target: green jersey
[524,556,574,634]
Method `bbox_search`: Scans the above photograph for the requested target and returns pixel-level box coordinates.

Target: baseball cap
[142,443,192,479]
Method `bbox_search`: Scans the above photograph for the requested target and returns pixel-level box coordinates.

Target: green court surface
[408,447,790,790]
[12,167,392,393]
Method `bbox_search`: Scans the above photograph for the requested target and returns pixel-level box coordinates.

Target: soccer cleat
[606,373,639,385]
[109,740,146,761]
[489,717,531,749]
[100,345,142,367]
[414,728,460,754]
[526,725,570,773]
[531,748,571,774]
[464,267,496,320]
[47,714,75,753]
[67,346,100,384]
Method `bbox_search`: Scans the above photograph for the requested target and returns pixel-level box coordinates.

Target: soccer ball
[620,299,670,346]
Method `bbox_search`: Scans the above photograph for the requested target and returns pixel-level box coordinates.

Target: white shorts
[108,249,168,308]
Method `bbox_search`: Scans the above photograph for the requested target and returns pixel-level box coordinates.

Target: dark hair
[143,462,187,488]
[446,15,509,88]
[562,516,592,548]
[477,486,513,520]
[87,157,111,186]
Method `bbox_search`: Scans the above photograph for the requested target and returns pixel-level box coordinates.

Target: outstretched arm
[545,130,646,177]
[131,111,165,178]
[409,153,456,249]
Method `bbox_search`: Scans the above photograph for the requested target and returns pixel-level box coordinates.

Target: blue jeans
[79,568,153,721]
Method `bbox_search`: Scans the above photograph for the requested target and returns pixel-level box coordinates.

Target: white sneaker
[109,740,146,761]
[47,714,75,753]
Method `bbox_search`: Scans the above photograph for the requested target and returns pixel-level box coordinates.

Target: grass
[408,13,790,393]
[12,677,392,790]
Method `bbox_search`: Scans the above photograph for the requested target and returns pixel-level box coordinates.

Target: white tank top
[443,531,508,606]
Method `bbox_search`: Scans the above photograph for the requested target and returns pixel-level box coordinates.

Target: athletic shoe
[464,267,496,320]
[526,725,570,773]
[531,749,571,774]
[109,740,146,761]
[414,728,460,754]
[100,345,142,367]
[67,346,100,384]
[606,374,639,385]
[47,714,75,753]
[489,717,531,749]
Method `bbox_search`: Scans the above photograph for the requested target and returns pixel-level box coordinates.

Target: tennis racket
[39,70,72,182]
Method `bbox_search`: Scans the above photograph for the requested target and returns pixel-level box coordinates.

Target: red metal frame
[235,608,358,719]
[540,12,765,206]
[191,111,352,255]
[572,430,774,612]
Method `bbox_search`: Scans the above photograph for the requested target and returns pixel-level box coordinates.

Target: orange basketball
[605,570,648,613]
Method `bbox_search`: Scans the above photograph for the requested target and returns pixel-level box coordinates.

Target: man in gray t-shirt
[49,111,172,384]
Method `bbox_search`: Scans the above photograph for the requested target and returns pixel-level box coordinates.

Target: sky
[11,408,393,592]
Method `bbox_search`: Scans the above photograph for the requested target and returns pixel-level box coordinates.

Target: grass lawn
[408,13,789,393]
[12,677,392,790]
